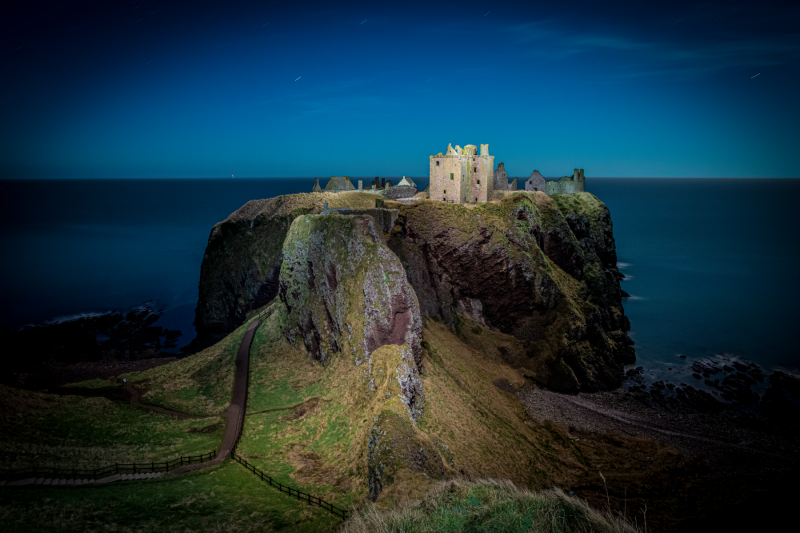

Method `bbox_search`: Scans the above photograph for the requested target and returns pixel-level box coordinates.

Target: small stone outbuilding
[525,171,545,192]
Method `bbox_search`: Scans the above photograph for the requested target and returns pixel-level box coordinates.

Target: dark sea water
[1,178,798,380]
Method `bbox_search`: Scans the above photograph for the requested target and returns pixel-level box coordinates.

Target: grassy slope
[235,301,600,512]
[0,462,337,533]
[344,477,636,533]
[119,319,253,416]
[0,384,223,470]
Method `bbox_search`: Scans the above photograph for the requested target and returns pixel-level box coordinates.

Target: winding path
[3,313,265,488]
[165,316,262,475]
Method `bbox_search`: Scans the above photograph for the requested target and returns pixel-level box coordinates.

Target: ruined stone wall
[493,162,509,191]
[545,173,585,195]
[348,208,400,233]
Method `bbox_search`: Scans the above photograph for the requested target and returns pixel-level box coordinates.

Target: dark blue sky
[2,0,798,178]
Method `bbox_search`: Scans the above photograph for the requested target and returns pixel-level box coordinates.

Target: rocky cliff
[192,191,379,348]
[279,212,423,392]
[194,190,633,392]
[387,191,633,391]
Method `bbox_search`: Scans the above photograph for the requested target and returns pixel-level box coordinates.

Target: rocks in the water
[703,373,760,406]
[0,305,179,388]
[624,356,800,416]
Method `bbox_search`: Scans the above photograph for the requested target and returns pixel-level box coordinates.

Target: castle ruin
[429,143,494,204]
[311,146,584,205]
[544,169,585,195]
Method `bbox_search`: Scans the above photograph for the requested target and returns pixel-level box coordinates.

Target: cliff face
[194,189,633,392]
[193,192,379,347]
[279,213,423,380]
[278,213,435,498]
[386,192,633,392]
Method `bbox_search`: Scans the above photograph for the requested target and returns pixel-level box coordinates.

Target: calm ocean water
[1,178,798,379]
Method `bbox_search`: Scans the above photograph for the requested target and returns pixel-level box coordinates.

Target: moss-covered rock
[193,191,383,348]
[279,213,424,419]
[386,192,634,392]
[195,189,633,393]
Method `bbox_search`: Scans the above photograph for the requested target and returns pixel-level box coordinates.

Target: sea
[1,178,798,383]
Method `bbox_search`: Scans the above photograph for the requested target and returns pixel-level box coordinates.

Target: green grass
[0,461,340,533]
[0,384,224,470]
[239,307,361,510]
[119,319,254,416]
[342,477,637,533]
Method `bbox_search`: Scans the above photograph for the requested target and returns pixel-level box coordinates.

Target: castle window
[444,189,446,194]
[475,197,477,202]
[450,173,454,180]
[436,161,440,166]
[473,167,476,172]
[477,180,480,185]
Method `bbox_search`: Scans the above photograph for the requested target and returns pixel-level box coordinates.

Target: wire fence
[0,450,216,482]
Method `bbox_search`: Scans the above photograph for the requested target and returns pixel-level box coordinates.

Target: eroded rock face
[279,213,424,376]
[387,192,634,392]
[192,192,381,349]
[367,408,452,500]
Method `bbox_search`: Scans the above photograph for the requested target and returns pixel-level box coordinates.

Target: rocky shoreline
[517,360,800,531]
[0,304,182,390]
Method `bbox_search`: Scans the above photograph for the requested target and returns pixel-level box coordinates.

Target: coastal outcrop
[192,192,378,348]
[386,191,633,392]
[195,189,633,392]
[279,212,423,379]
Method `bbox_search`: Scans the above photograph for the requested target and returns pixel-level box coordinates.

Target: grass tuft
[343,477,639,533]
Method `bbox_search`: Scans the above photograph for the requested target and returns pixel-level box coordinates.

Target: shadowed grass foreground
[0,384,225,470]
[343,477,639,533]
[0,461,338,533]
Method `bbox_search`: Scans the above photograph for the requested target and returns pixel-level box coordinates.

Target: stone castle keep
[312,143,585,204]
[429,143,494,204]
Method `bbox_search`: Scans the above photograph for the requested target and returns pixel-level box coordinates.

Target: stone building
[429,143,494,204]
[545,169,585,195]
[397,176,416,188]
[493,162,517,191]
[525,171,545,192]
[324,176,355,192]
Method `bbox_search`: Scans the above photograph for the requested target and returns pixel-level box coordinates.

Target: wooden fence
[228,303,350,520]
[0,450,216,482]
[231,451,350,520]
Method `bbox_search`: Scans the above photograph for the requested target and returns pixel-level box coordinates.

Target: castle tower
[430,143,494,203]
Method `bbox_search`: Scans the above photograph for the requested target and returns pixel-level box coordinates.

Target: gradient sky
[2,0,798,178]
